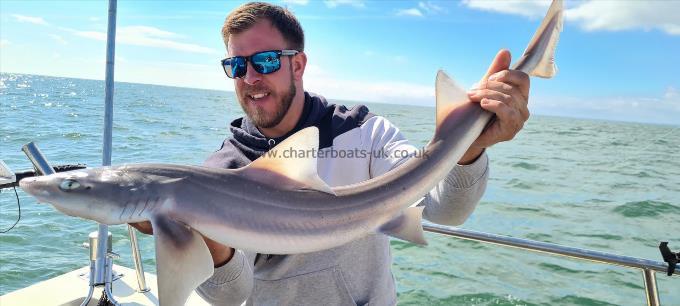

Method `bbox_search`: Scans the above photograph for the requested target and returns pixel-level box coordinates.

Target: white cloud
[462,0,550,18]
[565,1,680,36]
[304,64,433,106]
[397,1,447,18]
[12,14,49,25]
[282,0,310,5]
[122,26,181,38]
[73,26,218,54]
[532,86,680,126]
[324,0,365,9]
[664,86,679,102]
[418,1,446,14]
[0,40,9,47]
[462,0,680,36]
[49,34,68,45]
[116,60,229,91]
[662,86,680,111]
[75,31,106,41]
[396,8,424,18]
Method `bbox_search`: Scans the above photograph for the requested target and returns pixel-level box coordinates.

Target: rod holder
[21,142,56,175]
[88,231,112,262]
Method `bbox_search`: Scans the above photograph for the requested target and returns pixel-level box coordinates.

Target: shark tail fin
[379,206,428,246]
[237,126,335,195]
[513,0,563,78]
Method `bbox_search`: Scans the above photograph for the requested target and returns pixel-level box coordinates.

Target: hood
[228,92,330,161]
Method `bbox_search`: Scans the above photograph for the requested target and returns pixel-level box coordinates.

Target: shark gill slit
[127,198,139,220]
[119,200,131,222]
[137,198,151,217]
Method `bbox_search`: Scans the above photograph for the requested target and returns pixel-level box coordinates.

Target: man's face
[228,20,297,129]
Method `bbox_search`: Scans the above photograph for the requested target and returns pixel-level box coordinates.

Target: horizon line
[1,71,677,128]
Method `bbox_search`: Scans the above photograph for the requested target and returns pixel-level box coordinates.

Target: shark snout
[18,177,36,192]
[19,177,51,202]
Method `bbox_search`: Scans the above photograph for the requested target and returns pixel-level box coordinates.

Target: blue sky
[1,0,678,125]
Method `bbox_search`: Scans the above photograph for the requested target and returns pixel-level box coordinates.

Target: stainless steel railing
[128,225,150,292]
[422,222,677,306]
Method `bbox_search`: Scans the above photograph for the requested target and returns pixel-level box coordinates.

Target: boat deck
[0,265,210,306]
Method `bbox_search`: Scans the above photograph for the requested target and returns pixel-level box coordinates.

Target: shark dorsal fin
[238,126,335,195]
[434,70,470,137]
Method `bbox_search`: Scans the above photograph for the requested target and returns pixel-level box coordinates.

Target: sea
[1,73,678,305]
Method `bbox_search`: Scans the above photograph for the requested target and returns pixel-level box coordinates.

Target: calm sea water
[1,73,678,305]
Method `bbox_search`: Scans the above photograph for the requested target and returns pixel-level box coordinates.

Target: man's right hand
[129,222,235,268]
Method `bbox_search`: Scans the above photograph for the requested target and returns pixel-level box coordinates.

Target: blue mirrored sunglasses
[221,50,299,79]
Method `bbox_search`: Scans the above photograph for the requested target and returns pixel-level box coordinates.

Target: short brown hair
[222,2,305,51]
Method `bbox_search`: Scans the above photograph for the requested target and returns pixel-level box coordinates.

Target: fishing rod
[0,163,87,190]
[0,161,86,233]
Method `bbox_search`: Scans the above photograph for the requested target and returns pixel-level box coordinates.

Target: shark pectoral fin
[379,206,428,246]
[150,216,213,306]
[238,126,336,195]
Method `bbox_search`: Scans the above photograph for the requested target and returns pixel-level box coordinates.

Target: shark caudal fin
[238,126,335,195]
[379,206,428,245]
[512,0,563,78]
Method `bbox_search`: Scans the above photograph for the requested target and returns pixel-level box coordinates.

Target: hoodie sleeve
[195,249,255,305]
[365,116,489,226]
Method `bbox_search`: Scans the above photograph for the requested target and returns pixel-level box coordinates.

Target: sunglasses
[221,49,299,79]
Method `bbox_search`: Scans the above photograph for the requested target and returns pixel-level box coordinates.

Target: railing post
[643,269,660,306]
[95,1,117,303]
[128,226,150,292]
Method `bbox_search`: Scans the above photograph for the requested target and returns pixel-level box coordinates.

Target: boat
[0,1,677,305]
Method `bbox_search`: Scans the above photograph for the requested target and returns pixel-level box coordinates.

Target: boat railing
[423,222,678,306]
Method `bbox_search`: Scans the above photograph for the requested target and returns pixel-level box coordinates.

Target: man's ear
[292,51,307,81]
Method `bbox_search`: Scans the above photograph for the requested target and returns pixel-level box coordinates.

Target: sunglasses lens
[251,51,281,74]
[223,57,246,78]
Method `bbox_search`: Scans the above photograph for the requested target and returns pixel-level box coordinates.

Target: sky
[1,0,679,125]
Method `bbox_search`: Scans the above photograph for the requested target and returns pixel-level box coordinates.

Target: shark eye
[59,179,81,191]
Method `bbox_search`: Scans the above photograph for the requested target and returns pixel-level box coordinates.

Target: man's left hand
[458,49,530,164]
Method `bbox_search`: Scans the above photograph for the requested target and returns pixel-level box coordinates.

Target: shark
[19,0,563,305]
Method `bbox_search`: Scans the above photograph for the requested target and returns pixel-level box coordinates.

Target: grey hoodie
[197,92,489,305]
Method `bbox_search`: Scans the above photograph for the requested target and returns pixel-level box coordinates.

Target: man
[134,2,529,305]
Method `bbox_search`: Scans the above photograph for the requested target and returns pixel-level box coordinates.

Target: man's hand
[129,222,234,267]
[129,221,153,235]
[458,49,530,164]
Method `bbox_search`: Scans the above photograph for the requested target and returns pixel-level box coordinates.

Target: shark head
[19,166,159,224]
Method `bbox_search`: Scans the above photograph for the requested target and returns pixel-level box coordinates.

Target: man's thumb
[481,49,512,81]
